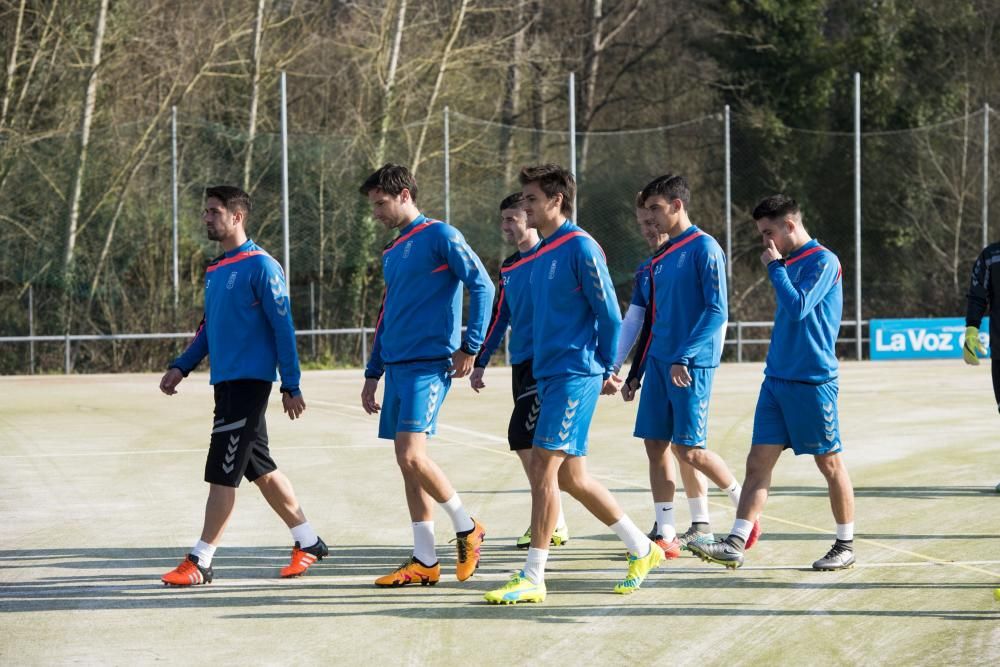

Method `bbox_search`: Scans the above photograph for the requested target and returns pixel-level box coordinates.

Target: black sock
[692,522,710,533]
[456,525,475,537]
[726,535,746,550]
[413,556,438,568]
[835,538,854,551]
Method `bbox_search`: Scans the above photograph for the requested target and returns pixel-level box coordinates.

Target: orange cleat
[654,535,682,559]
[375,557,441,587]
[162,554,213,586]
[280,538,329,578]
[453,519,486,581]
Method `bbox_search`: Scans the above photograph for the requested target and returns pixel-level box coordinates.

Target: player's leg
[812,451,856,570]
[644,438,681,557]
[510,363,567,548]
[677,459,714,549]
[633,357,680,555]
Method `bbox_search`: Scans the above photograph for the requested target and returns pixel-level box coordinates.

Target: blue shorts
[532,374,602,457]
[751,376,842,456]
[634,357,715,447]
[378,359,451,440]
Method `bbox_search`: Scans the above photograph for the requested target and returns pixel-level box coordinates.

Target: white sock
[190,540,216,567]
[610,515,651,557]
[730,518,754,542]
[687,495,710,524]
[836,522,855,541]
[724,481,742,507]
[556,500,567,529]
[412,521,436,565]
[441,493,475,533]
[290,521,318,549]
[523,547,549,584]
[654,503,676,541]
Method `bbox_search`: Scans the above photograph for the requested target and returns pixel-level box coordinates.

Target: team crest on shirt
[403,240,414,258]
[226,271,238,289]
[677,251,689,269]
[548,259,558,279]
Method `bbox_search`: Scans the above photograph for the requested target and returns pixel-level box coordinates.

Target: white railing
[0,320,869,374]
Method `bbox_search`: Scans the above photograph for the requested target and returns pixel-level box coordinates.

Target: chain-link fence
[2,100,997,374]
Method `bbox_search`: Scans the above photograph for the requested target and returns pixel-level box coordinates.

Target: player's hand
[449,350,474,379]
[761,239,782,266]
[282,392,306,420]
[963,326,984,365]
[361,378,381,414]
[670,364,692,388]
[159,368,184,395]
[602,374,623,396]
[469,367,486,393]
[621,377,640,402]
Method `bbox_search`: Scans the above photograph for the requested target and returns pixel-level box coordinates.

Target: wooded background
[2,0,999,373]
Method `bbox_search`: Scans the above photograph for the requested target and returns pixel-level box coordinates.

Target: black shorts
[992,359,1000,413]
[205,380,277,487]
[508,360,540,450]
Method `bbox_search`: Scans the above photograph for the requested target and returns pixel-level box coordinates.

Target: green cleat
[484,570,547,605]
[516,525,570,549]
[614,541,665,595]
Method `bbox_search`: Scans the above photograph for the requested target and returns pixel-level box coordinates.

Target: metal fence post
[854,72,863,361]
[984,103,991,249]
[171,105,179,310]
[361,328,368,368]
[444,105,450,222]
[309,282,316,359]
[737,321,743,363]
[280,70,291,284]
[568,72,577,219]
[64,332,71,374]
[28,285,35,374]
[724,105,732,280]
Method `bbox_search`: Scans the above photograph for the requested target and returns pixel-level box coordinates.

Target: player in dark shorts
[158,185,328,586]
[471,193,569,548]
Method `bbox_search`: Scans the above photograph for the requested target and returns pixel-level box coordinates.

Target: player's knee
[813,454,842,479]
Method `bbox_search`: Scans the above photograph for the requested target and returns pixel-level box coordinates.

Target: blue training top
[365,214,494,379]
[476,241,541,368]
[633,225,728,377]
[764,239,842,383]
[171,239,302,395]
[529,221,621,380]
[629,255,653,309]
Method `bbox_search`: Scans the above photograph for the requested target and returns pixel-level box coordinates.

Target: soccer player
[690,195,856,571]
[964,239,1000,491]
[616,191,714,554]
[626,174,760,556]
[484,164,663,605]
[159,185,327,586]
[470,193,570,549]
[359,163,494,587]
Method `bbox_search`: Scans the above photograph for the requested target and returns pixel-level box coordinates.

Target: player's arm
[475,271,510,369]
[675,246,728,366]
[162,316,209,395]
[256,261,302,397]
[365,291,387,381]
[614,267,648,374]
[964,247,990,364]
[767,252,838,321]
[577,241,622,381]
[442,228,495,378]
[622,300,654,401]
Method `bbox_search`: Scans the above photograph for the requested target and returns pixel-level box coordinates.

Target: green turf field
[1,360,998,665]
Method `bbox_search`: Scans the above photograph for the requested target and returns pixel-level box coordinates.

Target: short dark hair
[499,192,524,211]
[205,185,251,219]
[640,174,690,209]
[634,190,646,208]
[752,194,800,221]
[519,163,575,217]
[359,163,418,202]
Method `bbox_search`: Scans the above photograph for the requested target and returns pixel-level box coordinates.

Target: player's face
[645,195,681,236]
[367,188,409,229]
[636,207,660,249]
[202,197,240,243]
[521,181,562,229]
[500,207,528,244]
[755,217,795,256]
